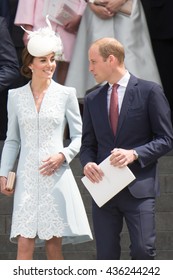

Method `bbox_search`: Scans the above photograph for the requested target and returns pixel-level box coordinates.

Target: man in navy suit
[141,0,173,122]
[80,37,173,260]
[0,0,10,27]
[0,17,19,140]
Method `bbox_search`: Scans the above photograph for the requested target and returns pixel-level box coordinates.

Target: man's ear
[109,54,118,65]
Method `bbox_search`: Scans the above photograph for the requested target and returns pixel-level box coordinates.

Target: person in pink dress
[14,0,86,85]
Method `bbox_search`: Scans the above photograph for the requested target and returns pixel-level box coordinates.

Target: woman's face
[29,52,56,79]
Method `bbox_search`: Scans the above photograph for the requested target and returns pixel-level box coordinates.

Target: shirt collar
[109,71,130,88]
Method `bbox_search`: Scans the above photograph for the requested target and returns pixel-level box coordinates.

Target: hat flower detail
[21,15,64,60]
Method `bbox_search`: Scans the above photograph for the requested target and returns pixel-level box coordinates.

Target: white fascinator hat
[21,15,64,60]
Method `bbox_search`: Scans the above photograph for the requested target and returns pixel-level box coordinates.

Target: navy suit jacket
[80,75,173,199]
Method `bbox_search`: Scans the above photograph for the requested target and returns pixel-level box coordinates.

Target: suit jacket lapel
[95,83,118,139]
[97,82,110,124]
[115,75,138,140]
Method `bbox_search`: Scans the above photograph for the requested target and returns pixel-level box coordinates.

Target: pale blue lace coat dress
[0,80,93,245]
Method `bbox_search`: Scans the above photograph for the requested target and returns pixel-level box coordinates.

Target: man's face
[88,45,111,84]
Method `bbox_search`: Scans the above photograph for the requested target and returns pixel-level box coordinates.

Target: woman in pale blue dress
[0,17,92,260]
[65,0,161,97]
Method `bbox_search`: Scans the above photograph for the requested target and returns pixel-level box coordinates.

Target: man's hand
[83,162,104,183]
[110,148,136,167]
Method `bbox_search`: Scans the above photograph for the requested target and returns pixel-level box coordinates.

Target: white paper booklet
[81,156,136,207]
[43,0,79,25]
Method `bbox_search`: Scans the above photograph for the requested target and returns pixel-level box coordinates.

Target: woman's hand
[104,0,127,14]
[39,153,65,176]
[89,3,114,19]
[0,176,14,196]
[64,15,82,34]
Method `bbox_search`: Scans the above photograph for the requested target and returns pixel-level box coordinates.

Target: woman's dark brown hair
[20,47,34,79]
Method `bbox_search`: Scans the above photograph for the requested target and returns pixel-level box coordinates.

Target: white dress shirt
[108,71,131,114]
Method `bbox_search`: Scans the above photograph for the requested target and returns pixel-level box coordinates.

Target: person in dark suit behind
[141,0,173,122]
[80,37,173,260]
[0,17,19,140]
[0,0,10,27]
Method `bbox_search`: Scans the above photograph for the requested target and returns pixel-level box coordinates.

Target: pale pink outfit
[14,0,87,61]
